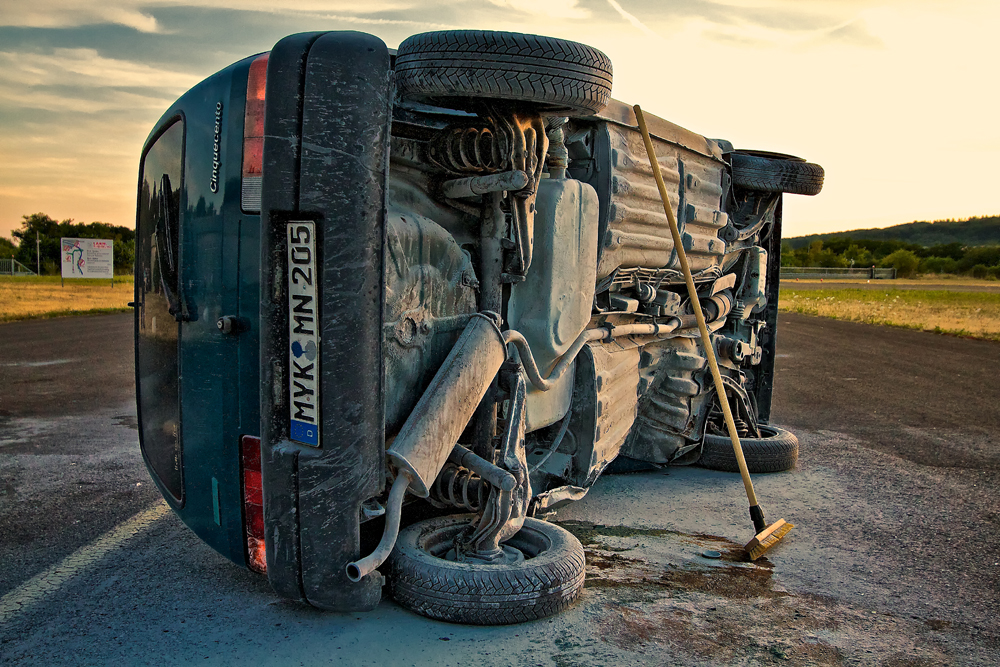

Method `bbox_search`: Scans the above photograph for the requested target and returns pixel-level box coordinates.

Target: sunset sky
[1,0,997,240]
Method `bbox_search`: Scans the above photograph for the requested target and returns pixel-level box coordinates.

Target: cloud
[0,48,199,90]
[485,0,590,20]
[604,0,660,37]
[704,15,885,50]
[818,19,884,48]
[306,13,459,30]
[0,3,161,32]
[576,0,890,49]
[0,49,200,114]
[0,1,432,32]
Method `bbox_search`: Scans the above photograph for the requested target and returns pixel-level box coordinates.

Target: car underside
[134,29,822,625]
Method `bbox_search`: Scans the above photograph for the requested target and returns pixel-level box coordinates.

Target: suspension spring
[428,464,487,511]
[428,124,510,175]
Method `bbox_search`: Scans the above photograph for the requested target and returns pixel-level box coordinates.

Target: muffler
[387,312,507,497]
[346,312,508,581]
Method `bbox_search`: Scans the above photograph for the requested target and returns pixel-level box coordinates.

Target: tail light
[241,53,268,212]
[240,435,267,574]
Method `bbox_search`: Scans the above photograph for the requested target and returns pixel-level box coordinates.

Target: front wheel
[389,514,585,625]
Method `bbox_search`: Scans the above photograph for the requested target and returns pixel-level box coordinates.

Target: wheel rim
[414,518,553,564]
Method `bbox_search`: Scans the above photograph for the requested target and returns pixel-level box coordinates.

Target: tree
[880,249,920,278]
[11,213,135,275]
[12,213,61,274]
[843,244,875,267]
[958,245,1000,272]
[0,236,15,258]
[919,256,958,274]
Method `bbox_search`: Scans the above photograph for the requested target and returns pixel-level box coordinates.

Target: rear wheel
[730,151,824,196]
[394,30,613,116]
[389,514,585,625]
[698,425,799,473]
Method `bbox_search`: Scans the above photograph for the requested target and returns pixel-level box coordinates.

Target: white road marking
[0,502,169,624]
[0,359,79,368]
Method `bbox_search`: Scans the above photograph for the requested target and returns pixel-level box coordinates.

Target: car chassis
[133,29,823,624]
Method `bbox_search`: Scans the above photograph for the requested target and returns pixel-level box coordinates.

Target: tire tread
[698,426,799,473]
[731,153,824,196]
[389,516,586,625]
[395,30,613,115]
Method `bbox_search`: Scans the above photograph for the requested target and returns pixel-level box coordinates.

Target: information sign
[61,238,114,279]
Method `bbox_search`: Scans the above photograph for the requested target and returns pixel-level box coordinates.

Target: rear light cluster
[240,435,267,574]
[241,53,268,212]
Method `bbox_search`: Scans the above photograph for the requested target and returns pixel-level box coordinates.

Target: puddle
[551,520,954,665]
[556,520,778,600]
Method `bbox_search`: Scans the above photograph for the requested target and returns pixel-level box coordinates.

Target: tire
[389,514,585,625]
[698,425,799,473]
[395,30,613,116]
[730,151,824,196]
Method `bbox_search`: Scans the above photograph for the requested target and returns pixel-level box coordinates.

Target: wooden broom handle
[633,105,759,508]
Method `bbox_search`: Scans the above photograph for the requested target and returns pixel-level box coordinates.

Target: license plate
[287,222,320,447]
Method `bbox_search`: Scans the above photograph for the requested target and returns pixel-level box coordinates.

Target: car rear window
[136,119,184,502]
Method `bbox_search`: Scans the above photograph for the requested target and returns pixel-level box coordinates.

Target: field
[0,276,133,322]
[779,283,1000,341]
[3,276,999,342]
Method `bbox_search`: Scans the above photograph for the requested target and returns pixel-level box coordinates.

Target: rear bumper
[259,31,391,611]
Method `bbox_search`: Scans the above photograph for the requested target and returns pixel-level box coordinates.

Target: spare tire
[389,514,585,625]
[730,151,824,196]
[698,425,799,473]
[395,30,613,116]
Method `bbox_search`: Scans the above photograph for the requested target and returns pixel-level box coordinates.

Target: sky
[1,0,998,241]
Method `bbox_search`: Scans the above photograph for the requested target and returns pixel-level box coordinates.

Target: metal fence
[0,258,36,276]
[780,266,896,280]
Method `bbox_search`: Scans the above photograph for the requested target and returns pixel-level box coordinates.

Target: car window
[136,119,184,502]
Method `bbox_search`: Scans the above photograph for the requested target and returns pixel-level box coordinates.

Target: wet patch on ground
[0,417,55,450]
[553,520,960,666]
[113,415,138,430]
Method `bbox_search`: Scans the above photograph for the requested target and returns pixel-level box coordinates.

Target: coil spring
[428,464,486,511]
[428,125,509,174]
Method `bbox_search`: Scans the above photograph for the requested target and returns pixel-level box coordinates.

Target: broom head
[745,519,793,560]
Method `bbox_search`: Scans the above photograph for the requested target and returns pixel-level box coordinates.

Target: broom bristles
[745,519,793,560]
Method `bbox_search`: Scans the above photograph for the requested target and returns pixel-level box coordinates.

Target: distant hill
[785,215,1000,249]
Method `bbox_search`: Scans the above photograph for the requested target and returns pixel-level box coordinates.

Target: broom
[633,105,793,560]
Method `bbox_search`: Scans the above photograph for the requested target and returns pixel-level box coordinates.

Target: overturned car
[134,29,823,625]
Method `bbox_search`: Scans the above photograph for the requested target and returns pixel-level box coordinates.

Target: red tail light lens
[240,434,266,574]
[241,53,268,212]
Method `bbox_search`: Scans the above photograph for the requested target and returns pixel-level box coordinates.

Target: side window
[136,119,184,502]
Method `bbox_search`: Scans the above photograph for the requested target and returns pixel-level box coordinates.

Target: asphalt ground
[1,312,998,665]
[0,314,161,599]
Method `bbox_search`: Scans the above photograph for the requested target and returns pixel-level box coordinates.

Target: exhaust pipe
[345,472,409,582]
[345,312,508,581]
